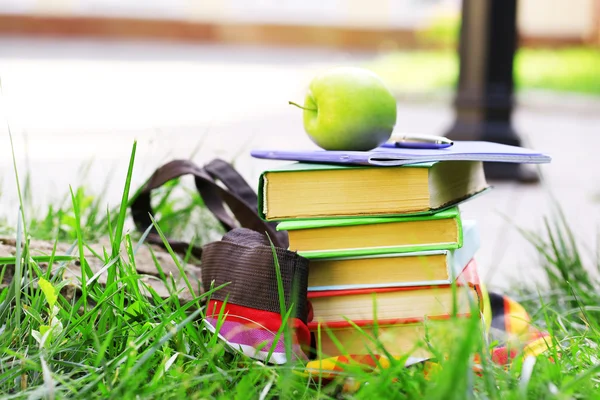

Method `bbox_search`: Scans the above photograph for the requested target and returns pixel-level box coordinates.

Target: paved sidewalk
[1,38,599,291]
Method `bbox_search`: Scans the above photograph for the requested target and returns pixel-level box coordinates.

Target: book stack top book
[258,161,489,221]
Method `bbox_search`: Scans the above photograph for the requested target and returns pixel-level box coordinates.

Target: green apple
[290,67,397,151]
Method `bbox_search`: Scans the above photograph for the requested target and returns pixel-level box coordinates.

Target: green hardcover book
[257,161,489,221]
[278,207,463,259]
[306,220,480,292]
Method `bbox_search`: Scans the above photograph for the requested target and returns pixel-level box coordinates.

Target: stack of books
[258,160,490,359]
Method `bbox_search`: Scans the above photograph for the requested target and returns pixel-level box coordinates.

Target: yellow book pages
[429,161,488,209]
[264,167,429,220]
[314,323,432,359]
[311,318,476,358]
[308,254,449,289]
[288,218,459,253]
[261,161,487,220]
[307,259,483,357]
[309,285,478,323]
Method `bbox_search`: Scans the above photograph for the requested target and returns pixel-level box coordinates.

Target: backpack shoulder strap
[130,159,288,258]
[203,159,258,209]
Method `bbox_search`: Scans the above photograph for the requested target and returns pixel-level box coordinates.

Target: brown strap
[130,159,288,258]
[204,159,258,210]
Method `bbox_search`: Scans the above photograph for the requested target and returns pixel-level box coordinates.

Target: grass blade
[112,141,137,260]
[13,209,24,327]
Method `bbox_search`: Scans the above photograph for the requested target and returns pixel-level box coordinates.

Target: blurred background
[0,0,599,290]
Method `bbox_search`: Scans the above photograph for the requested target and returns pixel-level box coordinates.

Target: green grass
[365,47,600,96]
[1,141,600,398]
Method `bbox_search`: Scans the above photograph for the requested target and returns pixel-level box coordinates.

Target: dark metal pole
[445,0,538,182]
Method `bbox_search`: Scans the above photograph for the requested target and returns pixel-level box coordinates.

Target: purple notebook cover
[250,141,551,166]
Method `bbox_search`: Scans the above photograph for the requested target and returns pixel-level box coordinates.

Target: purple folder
[250,141,551,166]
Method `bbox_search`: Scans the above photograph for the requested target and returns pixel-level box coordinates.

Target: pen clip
[385,133,454,149]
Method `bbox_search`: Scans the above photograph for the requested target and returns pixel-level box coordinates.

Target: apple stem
[288,101,317,112]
